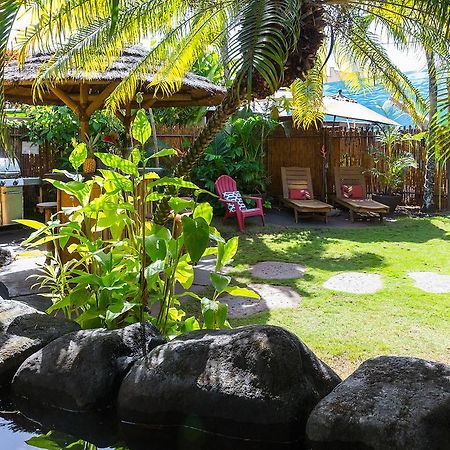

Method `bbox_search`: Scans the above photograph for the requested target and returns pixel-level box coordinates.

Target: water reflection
[1,394,300,450]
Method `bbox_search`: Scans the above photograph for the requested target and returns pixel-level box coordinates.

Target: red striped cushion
[289,189,311,200]
[342,184,364,199]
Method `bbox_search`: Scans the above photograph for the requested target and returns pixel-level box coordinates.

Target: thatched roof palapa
[3,47,227,137]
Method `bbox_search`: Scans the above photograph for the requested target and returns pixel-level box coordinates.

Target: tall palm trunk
[153,84,245,224]
[422,51,438,212]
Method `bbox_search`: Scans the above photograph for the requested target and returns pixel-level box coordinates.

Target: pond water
[0,394,300,450]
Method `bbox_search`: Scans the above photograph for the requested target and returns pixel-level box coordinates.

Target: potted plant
[368,127,419,213]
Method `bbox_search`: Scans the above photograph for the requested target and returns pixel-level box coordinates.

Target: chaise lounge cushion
[289,188,311,200]
[342,184,364,199]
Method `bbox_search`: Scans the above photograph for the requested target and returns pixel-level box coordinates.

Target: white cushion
[222,191,247,212]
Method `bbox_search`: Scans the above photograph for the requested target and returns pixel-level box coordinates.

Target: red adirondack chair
[214,175,265,232]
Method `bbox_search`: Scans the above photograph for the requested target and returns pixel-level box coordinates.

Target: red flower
[103,135,115,144]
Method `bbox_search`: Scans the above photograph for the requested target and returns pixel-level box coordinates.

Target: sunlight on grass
[228,217,450,377]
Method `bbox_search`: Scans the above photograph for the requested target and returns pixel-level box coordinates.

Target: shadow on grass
[234,232,386,273]
[217,216,450,245]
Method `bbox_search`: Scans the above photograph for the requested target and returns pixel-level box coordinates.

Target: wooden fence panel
[267,125,448,208]
[7,123,448,209]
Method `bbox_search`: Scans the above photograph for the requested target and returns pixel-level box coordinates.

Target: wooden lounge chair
[334,166,389,222]
[281,167,332,223]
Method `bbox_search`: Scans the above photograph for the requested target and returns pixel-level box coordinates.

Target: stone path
[250,261,306,280]
[323,272,383,294]
[220,284,301,318]
[408,272,450,293]
[0,252,45,298]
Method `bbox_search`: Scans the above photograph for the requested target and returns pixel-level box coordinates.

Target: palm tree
[4,0,450,222]
[0,0,22,151]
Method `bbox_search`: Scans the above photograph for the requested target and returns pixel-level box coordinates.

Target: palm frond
[0,0,21,152]
[333,13,428,126]
[291,45,327,128]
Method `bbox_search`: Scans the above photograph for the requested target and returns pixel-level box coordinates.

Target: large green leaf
[181,216,209,263]
[69,143,87,171]
[168,197,195,214]
[175,257,194,289]
[210,272,231,293]
[132,109,152,145]
[26,431,76,449]
[144,260,165,287]
[46,179,91,206]
[95,153,139,177]
[14,219,46,230]
[224,286,260,299]
[150,148,178,159]
[105,301,137,325]
[145,235,167,261]
[150,177,201,190]
[193,202,213,225]
[216,236,239,271]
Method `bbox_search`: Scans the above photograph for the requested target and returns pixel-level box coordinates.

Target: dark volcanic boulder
[12,322,165,411]
[118,325,340,443]
[306,356,450,450]
[0,299,79,387]
[0,281,9,300]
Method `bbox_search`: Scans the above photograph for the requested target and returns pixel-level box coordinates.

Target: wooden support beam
[49,86,80,115]
[86,82,117,117]
[141,98,156,110]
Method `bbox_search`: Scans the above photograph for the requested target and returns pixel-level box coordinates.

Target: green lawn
[224,216,450,378]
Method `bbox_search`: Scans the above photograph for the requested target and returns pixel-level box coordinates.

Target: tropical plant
[368,127,421,195]
[4,0,450,223]
[26,430,127,450]
[18,110,257,337]
[193,112,279,195]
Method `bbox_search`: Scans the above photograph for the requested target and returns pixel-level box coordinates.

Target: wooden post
[79,83,89,141]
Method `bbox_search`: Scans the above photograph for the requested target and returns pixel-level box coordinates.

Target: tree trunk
[422,51,438,212]
[153,85,245,224]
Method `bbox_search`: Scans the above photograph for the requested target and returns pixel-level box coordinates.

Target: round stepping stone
[220,283,301,318]
[250,261,306,280]
[408,272,450,293]
[323,272,383,294]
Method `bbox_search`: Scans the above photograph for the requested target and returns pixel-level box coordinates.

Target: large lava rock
[0,281,9,300]
[118,325,340,443]
[0,299,79,387]
[306,356,450,450]
[12,322,165,411]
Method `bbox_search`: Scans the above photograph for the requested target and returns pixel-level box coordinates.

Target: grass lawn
[224,216,450,378]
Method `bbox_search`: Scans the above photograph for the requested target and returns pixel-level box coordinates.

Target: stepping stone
[250,261,306,280]
[220,283,301,318]
[408,272,450,293]
[323,272,383,294]
[0,252,45,298]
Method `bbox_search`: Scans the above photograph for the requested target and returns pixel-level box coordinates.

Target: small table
[36,201,57,258]
[36,201,57,223]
